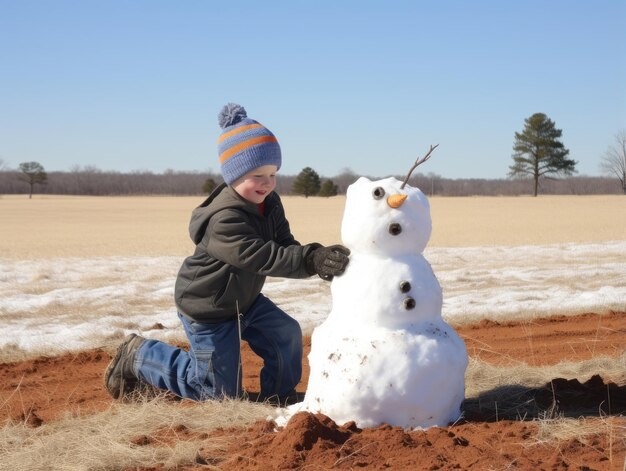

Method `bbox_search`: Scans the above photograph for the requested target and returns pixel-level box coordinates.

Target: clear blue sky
[1,1,625,179]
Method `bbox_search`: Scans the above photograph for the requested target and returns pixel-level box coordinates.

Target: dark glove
[306,244,351,281]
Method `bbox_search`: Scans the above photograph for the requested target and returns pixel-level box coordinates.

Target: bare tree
[18,161,48,198]
[599,130,626,195]
[332,168,359,194]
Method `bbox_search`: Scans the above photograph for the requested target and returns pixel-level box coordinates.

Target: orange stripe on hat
[217,123,264,144]
[219,135,278,163]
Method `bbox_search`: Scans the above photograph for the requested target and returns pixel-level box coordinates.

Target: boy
[104,103,350,404]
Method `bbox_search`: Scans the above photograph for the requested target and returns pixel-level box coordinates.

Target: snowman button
[400,281,411,293]
[388,223,402,235]
[404,297,416,310]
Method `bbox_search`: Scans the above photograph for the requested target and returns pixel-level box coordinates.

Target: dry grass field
[2,194,625,258]
[0,193,624,470]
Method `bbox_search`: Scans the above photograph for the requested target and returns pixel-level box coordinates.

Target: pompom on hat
[217,103,282,185]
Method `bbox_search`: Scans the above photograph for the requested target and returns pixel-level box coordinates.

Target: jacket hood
[188,183,276,245]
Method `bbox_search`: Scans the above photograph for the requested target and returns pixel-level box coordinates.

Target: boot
[104,333,145,399]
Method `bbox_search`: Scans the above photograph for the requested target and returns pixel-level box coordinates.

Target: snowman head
[341,176,432,255]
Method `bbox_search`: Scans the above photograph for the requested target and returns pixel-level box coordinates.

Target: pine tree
[202,177,217,194]
[18,161,48,199]
[509,113,576,196]
[292,167,321,197]
[318,179,338,197]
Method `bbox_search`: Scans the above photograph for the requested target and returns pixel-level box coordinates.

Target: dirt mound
[115,374,624,470]
[209,408,623,470]
[204,371,625,470]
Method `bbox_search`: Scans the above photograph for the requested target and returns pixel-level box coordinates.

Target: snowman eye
[372,187,385,200]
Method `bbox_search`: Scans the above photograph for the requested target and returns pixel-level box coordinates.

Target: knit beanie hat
[217,103,282,185]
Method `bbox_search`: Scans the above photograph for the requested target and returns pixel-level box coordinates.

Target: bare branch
[400,144,439,189]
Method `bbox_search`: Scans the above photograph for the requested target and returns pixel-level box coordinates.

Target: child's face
[232,165,278,204]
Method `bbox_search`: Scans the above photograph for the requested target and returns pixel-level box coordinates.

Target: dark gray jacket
[175,184,318,323]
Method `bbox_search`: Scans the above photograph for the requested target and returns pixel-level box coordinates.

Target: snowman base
[276,320,467,430]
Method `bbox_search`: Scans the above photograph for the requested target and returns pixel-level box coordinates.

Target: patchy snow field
[1,241,624,356]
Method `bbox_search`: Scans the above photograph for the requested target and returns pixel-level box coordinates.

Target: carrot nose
[387,194,407,208]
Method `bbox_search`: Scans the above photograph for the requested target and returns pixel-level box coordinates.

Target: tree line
[2,114,625,197]
[0,165,622,197]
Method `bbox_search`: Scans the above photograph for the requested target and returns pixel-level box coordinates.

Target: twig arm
[400,144,439,189]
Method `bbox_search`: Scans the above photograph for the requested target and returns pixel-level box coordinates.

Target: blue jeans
[133,294,302,400]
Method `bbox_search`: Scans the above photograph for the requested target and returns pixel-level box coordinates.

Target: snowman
[278,147,468,429]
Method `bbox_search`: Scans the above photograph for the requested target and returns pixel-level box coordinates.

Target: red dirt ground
[1,312,625,470]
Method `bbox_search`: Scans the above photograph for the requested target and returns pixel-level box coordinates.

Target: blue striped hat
[217,103,282,185]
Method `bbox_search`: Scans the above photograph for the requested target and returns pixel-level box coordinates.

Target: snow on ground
[0,241,625,355]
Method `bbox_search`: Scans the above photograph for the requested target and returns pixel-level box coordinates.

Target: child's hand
[306,245,351,281]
